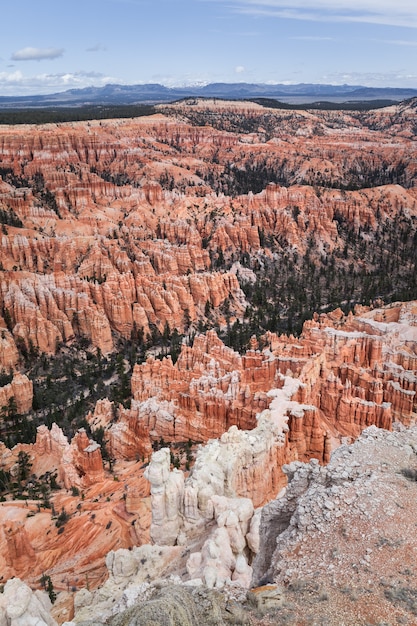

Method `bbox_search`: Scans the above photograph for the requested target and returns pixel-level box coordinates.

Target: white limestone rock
[186,526,236,589]
[232,554,253,588]
[72,545,181,623]
[144,448,184,545]
[0,578,57,626]
[246,508,262,554]
[105,548,138,584]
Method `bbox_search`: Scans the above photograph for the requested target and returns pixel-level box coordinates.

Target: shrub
[400,468,417,482]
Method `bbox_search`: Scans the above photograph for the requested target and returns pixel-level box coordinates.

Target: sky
[1,0,417,96]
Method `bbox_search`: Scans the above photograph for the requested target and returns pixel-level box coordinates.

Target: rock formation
[23,424,104,489]
[65,424,417,626]
[0,372,33,413]
[0,329,19,370]
[141,375,320,589]
[0,578,57,626]
[68,544,183,624]
[1,101,417,360]
[106,300,417,467]
[0,299,415,597]
[250,424,417,624]
[69,429,105,487]
[1,100,417,620]
[0,455,151,590]
[109,330,276,459]
[72,581,246,626]
[107,300,415,597]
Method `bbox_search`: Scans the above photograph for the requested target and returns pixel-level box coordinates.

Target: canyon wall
[1,103,417,362]
[0,302,415,595]
[0,101,416,602]
[107,301,417,467]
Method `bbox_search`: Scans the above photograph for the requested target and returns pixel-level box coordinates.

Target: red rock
[70,429,105,486]
[1,107,416,358]
[0,372,33,413]
[0,328,19,370]
[0,104,416,593]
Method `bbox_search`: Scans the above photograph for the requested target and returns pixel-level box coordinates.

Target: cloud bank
[0,70,115,96]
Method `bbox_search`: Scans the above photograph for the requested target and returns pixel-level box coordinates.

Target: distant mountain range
[1,82,417,108]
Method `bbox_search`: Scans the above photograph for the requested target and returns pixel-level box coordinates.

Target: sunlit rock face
[1,100,417,603]
[108,298,417,465]
[140,301,417,589]
[1,297,412,596]
[112,330,276,457]
[0,372,33,413]
[1,102,417,361]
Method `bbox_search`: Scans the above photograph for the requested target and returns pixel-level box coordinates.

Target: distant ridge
[1,82,417,108]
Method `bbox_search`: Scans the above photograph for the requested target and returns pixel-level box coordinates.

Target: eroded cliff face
[0,423,151,591]
[0,372,33,414]
[14,427,417,626]
[103,301,416,591]
[1,103,417,362]
[249,424,417,625]
[61,299,417,624]
[106,301,417,467]
[0,301,415,598]
[108,330,274,459]
[0,114,249,360]
[1,102,417,607]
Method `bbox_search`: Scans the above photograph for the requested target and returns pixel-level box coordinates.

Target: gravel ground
[250,423,417,626]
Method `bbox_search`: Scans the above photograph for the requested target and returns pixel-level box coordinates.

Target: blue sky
[1,0,417,95]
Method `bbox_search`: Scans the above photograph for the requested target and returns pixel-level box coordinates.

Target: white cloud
[0,70,25,83]
[150,72,216,87]
[11,47,65,62]
[375,39,417,47]
[322,70,417,86]
[0,70,116,96]
[235,65,246,73]
[205,0,417,28]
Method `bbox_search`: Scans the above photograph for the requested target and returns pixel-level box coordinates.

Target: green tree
[17,451,31,482]
[40,574,56,603]
[1,307,13,332]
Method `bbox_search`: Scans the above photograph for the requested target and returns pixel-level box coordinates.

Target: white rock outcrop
[144,448,185,546]
[69,544,182,624]
[0,578,57,626]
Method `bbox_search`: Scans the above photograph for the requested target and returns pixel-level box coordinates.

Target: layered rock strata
[0,372,33,413]
[0,299,415,606]
[108,301,417,467]
[24,424,104,489]
[67,425,417,626]
[1,102,417,362]
[109,330,277,458]
[114,300,417,592]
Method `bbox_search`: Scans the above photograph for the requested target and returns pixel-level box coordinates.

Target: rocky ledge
[8,423,415,626]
